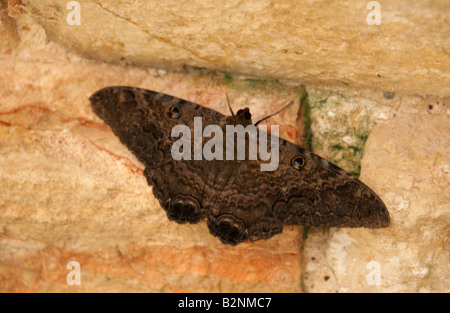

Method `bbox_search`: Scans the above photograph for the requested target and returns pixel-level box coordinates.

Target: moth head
[228,107,252,126]
[236,108,252,120]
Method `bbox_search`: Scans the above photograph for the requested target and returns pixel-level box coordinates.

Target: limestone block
[0,14,306,292]
[8,0,450,97]
[0,0,19,52]
[304,112,450,292]
[2,2,449,293]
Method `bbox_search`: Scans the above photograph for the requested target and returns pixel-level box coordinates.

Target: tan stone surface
[0,14,305,292]
[8,0,450,97]
[303,110,450,292]
[0,0,19,52]
[1,1,449,293]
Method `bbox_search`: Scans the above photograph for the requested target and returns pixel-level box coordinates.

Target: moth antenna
[226,93,235,116]
[254,100,294,127]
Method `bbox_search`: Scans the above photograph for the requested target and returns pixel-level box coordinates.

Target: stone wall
[0,0,448,292]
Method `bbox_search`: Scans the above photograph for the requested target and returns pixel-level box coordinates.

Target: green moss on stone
[305,90,377,177]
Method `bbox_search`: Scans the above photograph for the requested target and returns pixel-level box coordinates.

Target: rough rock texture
[8,0,450,97]
[0,13,304,292]
[1,1,449,293]
[0,0,19,52]
[303,112,449,292]
[302,100,449,293]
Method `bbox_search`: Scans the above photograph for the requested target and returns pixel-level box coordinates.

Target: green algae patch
[306,90,378,177]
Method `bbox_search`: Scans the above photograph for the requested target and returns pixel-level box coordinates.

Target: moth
[90,86,389,245]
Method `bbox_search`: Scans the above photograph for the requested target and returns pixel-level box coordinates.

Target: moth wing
[205,135,389,245]
[90,86,226,166]
[90,86,227,223]
[273,138,389,228]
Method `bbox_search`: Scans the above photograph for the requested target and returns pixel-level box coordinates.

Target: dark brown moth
[90,86,389,245]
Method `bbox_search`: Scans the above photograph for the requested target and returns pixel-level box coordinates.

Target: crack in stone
[90,0,211,63]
